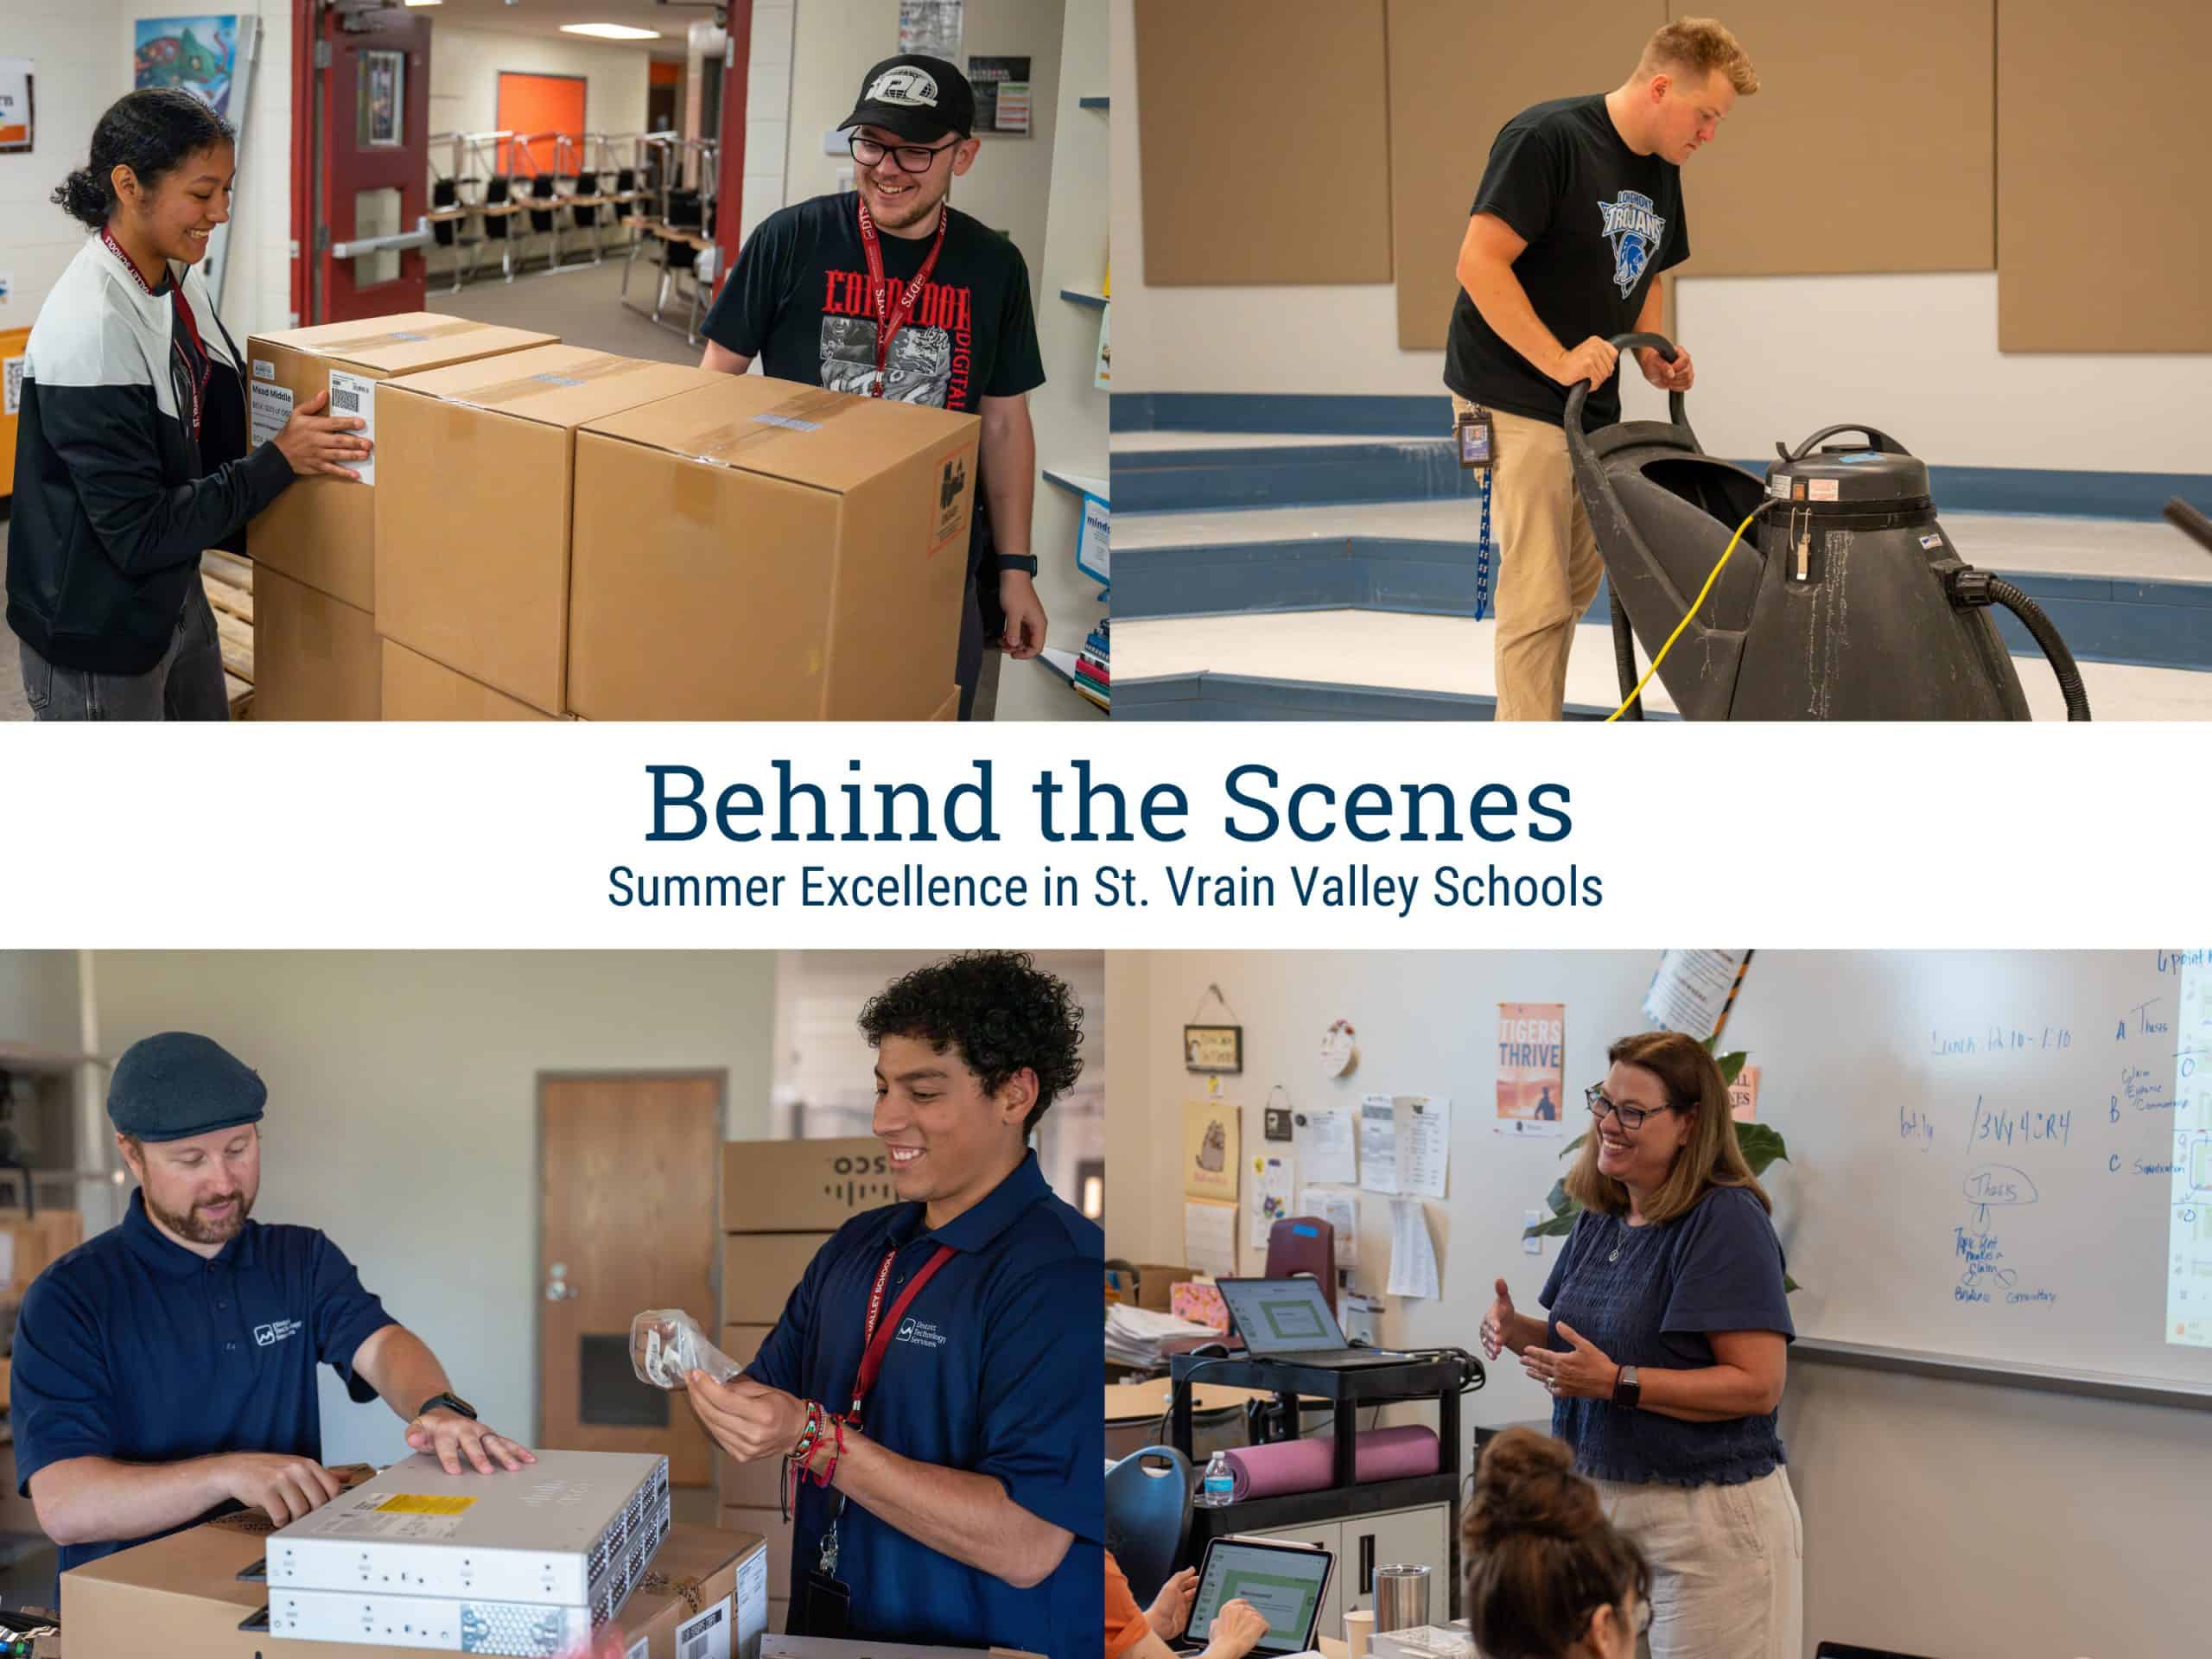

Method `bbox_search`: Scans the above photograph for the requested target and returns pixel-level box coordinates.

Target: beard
[147,1184,256,1245]
[863,172,950,232]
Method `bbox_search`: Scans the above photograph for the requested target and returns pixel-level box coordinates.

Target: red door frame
[712,0,752,290]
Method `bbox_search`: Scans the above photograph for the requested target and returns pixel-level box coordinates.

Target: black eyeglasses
[850,134,959,174]
[1585,1083,1675,1130]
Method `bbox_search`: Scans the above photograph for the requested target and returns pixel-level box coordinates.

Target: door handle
[1358,1531,1375,1597]
[545,1262,576,1302]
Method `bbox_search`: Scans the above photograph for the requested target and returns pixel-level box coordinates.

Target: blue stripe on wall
[1113,395,2212,521]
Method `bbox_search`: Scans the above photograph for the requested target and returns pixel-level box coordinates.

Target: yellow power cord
[1605,505,1763,722]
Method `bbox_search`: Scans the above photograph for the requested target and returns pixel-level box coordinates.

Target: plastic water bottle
[1196,1451,1235,1507]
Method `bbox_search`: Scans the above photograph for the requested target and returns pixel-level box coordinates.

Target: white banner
[0,721,2196,947]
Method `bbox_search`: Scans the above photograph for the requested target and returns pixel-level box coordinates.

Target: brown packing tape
[671,457,721,527]
[637,1570,706,1615]
[677,386,858,468]
[439,352,664,410]
[314,318,488,356]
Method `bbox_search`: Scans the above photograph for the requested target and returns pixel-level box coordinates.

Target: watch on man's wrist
[1611,1366,1642,1410]
[417,1391,477,1421]
[996,554,1039,578]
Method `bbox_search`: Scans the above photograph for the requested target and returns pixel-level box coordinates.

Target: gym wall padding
[1998,0,2212,353]
[1388,0,1663,353]
[1659,1,1995,280]
[1132,0,1395,287]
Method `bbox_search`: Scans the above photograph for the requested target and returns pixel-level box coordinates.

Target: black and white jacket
[6,235,293,675]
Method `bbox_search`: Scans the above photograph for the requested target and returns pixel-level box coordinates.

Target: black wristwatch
[417,1391,477,1421]
[1612,1366,1643,1410]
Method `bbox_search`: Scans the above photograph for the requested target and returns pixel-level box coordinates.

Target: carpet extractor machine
[1563,331,2134,721]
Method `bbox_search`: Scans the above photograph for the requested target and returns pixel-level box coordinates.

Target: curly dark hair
[857,952,1084,1135]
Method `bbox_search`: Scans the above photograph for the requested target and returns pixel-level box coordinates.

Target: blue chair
[1105,1444,1193,1607]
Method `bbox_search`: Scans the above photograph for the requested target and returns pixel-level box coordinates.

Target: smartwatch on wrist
[1611,1366,1642,1410]
[995,553,1039,578]
[417,1391,477,1421]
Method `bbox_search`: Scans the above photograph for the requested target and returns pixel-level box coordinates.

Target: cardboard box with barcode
[375,346,726,716]
[568,376,979,720]
[60,1514,767,1659]
[253,564,382,721]
[381,637,558,721]
[244,315,555,612]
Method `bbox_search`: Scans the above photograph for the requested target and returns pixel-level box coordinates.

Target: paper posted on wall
[1496,1001,1567,1138]
[1357,1095,1399,1194]
[1296,1186,1359,1269]
[1642,950,1753,1041]
[1185,1198,1237,1280]
[1397,1095,1451,1198]
[1249,1153,1296,1250]
[1387,1199,1440,1300]
[1300,1107,1357,1185]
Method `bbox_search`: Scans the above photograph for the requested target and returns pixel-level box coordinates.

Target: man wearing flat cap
[9,1032,534,1573]
[698,54,1048,720]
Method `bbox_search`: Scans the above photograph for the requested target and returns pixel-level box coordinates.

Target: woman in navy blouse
[1479,1031,1801,1659]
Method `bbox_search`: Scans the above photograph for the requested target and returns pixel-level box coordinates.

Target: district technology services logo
[894,1316,947,1351]
[1598,190,1666,296]
[253,1319,303,1347]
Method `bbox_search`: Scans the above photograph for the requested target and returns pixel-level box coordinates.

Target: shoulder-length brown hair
[1564,1031,1770,1224]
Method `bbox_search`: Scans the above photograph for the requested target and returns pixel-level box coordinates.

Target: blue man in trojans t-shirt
[701,54,1049,721]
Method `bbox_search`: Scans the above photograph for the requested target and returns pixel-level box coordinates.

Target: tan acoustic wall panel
[1664,1,1993,278]
[1135,0,1395,286]
[1389,0,1664,352]
[1999,0,2212,352]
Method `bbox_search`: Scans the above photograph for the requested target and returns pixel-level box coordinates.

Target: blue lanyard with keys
[1457,406,1496,620]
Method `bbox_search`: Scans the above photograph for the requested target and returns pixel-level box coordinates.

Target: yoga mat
[1224,1424,1440,1501]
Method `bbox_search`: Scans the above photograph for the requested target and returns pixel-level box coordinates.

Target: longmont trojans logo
[868,67,940,108]
[1598,189,1666,296]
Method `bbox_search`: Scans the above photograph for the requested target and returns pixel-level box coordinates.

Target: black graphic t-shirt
[1443,95,1689,431]
[702,192,1045,416]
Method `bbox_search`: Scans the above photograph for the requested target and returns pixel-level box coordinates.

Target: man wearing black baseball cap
[699,54,1048,721]
[10,1032,532,1573]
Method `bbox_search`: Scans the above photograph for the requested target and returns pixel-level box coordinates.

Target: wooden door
[315,3,430,321]
[538,1073,721,1486]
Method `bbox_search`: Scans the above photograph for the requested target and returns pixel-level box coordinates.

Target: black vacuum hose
[1986,577,2091,721]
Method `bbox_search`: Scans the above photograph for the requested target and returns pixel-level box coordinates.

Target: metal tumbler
[1372,1563,1432,1634]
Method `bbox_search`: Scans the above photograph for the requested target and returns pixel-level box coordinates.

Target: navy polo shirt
[10,1190,396,1573]
[1538,1184,1794,1488]
[746,1151,1103,1659]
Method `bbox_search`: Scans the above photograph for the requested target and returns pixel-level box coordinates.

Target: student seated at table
[1463,1427,1651,1659]
[1106,1554,1267,1659]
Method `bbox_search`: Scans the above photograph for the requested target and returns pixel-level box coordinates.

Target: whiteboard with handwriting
[1730,950,2212,1391]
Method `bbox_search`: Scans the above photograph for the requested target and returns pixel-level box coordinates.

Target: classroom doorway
[298,0,432,323]
[537,1071,723,1486]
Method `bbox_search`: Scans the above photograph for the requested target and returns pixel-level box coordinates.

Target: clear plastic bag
[630,1308,743,1389]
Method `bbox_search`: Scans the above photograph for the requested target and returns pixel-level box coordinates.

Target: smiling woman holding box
[1480,1030,1799,1659]
[6,89,369,721]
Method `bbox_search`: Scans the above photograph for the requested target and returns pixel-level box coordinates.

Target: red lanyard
[855,200,949,399]
[102,226,208,440]
[848,1243,957,1425]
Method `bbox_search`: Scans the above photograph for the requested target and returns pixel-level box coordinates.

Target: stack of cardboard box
[719,1135,904,1636]
[245,321,977,722]
[243,315,555,719]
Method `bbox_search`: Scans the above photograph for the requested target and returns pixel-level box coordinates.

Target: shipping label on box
[677,1593,735,1659]
[326,371,377,485]
[249,378,292,446]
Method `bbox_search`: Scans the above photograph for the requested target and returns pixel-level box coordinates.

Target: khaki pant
[1452,397,1604,721]
[1590,1466,1805,1659]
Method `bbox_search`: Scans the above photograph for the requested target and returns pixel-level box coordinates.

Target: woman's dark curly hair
[54,88,235,230]
[858,952,1084,1134]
